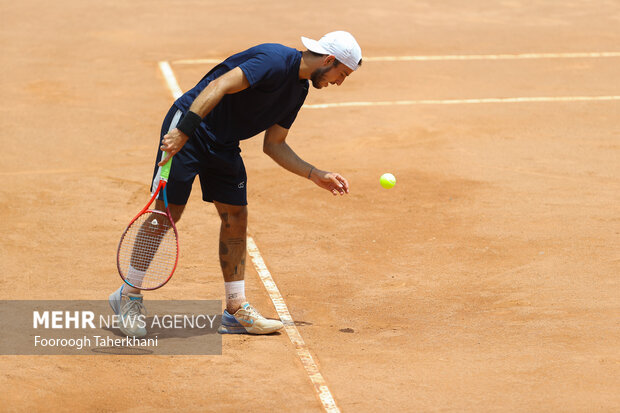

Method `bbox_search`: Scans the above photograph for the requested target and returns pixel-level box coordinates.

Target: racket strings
[118,211,177,289]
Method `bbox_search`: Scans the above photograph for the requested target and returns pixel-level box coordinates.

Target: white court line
[363,51,620,61]
[157,61,340,413]
[247,236,340,413]
[160,60,619,109]
[172,51,620,65]
[158,61,183,99]
[304,95,620,109]
[174,58,222,64]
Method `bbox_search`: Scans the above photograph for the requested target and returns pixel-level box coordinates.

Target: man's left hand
[310,169,350,196]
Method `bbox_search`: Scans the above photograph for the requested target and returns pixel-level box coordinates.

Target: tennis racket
[117,156,178,290]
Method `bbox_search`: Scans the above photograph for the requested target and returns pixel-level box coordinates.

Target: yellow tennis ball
[380,173,396,189]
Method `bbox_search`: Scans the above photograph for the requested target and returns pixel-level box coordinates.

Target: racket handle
[160,154,174,181]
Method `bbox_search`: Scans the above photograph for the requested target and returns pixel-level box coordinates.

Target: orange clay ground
[1,0,619,411]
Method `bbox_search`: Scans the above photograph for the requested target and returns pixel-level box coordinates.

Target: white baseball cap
[301,31,362,71]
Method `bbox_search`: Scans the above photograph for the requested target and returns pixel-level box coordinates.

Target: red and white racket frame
[116,179,179,290]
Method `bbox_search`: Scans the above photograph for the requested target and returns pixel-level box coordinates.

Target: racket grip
[160,154,174,181]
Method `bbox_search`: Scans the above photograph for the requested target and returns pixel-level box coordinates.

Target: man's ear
[323,55,336,67]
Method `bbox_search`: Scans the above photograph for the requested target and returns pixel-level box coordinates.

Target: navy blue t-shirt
[174,44,309,149]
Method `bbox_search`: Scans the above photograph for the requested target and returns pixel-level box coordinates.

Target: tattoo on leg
[219,229,246,278]
[233,257,246,276]
[220,212,230,228]
[219,241,229,255]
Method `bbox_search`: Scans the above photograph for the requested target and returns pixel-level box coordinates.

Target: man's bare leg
[213,201,283,334]
[214,201,248,313]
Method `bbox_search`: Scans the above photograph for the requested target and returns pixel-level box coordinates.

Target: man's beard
[310,66,331,89]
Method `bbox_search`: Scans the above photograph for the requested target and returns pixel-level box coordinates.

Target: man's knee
[215,203,248,227]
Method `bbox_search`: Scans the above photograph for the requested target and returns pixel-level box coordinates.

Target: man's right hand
[158,128,189,166]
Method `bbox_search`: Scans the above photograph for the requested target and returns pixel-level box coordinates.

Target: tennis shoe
[108,285,147,338]
[218,302,283,335]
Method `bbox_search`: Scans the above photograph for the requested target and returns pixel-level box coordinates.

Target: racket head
[116,208,179,290]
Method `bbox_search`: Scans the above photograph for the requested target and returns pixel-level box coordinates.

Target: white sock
[126,265,146,289]
[225,280,246,310]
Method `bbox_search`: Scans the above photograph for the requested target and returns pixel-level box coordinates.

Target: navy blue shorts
[151,105,247,206]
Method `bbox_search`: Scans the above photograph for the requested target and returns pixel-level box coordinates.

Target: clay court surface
[2,0,619,411]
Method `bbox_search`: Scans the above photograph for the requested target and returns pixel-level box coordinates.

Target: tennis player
[110,31,362,337]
